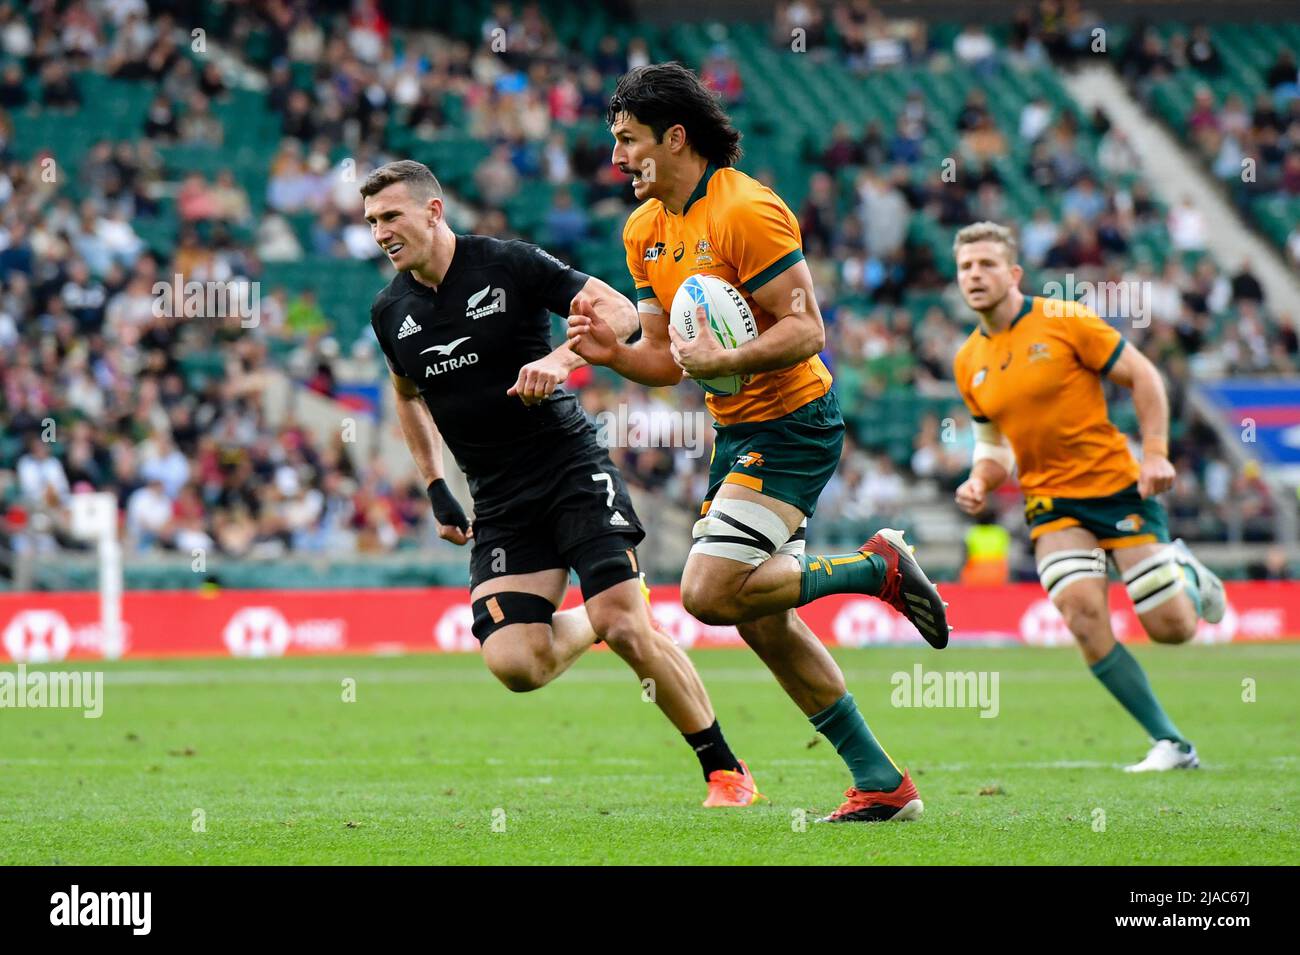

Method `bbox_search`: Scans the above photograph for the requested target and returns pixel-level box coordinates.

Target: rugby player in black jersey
[363,161,762,806]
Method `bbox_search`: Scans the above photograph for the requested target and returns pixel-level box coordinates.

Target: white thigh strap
[1037,547,1107,600]
[777,519,807,559]
[691,499,796,568]
[1122,545,1185,613]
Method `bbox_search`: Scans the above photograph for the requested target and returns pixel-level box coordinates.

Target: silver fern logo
[466,285,506,319]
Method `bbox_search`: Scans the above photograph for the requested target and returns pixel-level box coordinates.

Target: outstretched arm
[567,290,685,387]
[510,275,651,403]
[575,274,640,343]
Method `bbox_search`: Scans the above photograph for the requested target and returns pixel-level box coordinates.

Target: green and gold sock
[809,692,904,792]
[797,552,888,606]
[1090,643,1188,747]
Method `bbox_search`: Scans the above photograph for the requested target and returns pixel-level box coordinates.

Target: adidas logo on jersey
[610,511,630,527]
[466,285,505,320]
[396,314,422,339]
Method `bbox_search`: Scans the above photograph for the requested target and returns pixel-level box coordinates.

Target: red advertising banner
[0,583,1297,663]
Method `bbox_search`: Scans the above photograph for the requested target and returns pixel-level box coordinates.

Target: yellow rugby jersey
[953,295,1139,499]
[623,164,832,425]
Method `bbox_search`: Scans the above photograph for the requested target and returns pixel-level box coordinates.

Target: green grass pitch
[2,645,1296,865]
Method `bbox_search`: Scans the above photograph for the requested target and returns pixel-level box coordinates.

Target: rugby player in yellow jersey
[950,222,1226,772]
[568,63,950,822]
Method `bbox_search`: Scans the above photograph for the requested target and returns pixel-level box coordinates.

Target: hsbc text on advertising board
[0,583,1296,661]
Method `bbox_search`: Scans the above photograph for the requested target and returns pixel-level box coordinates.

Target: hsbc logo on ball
[678,306,699,339]
[222,607,346,657]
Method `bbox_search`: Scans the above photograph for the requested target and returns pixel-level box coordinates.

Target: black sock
[683,720,742,779]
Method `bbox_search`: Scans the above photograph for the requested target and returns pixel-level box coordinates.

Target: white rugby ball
[669,274,759,396]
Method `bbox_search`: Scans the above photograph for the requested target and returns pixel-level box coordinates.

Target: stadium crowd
[1119,21,1300,271]
[0,0,1290,568]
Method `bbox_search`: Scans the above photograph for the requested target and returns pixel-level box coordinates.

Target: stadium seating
[1141,23,1300,253]
[1,1,1289,589]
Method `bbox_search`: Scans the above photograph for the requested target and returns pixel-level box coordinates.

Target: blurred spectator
[40,61,81,110]
[799,171,837,255]
[17,439,69,508]
[286,289,328,337]
[1097,128,1140,176]
[475,144,520,206]
[1265,50,1298,93]
[1188,86,1219,135]
[822,122,864,174]
[954,23,997,75]
[126,477,171,551]
[543,189,588,263]
[1247,546,1292,580]
[177,173,219,222]
[774,0,827,51]
[1167,196,1207,251]
[1231,260,1265,305]
[701,46,744,106]
[179,93,224,146]
[1061,175,1105,223]
[143,92,178,139]
[210,170,251,223]
[962,115,1008,162]
[0,61,26,109]
[857,171,909,257]
[886,114,923,165]
[60,260,107,333]
[1020,207,1059,266]
[1019,96,1053,143]
[1187,25,1221,75]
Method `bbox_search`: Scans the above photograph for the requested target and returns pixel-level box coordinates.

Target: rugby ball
[669,274,759,396]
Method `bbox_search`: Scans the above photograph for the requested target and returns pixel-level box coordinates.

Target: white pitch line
[4,756,1288,773]
[70,666,1243,687]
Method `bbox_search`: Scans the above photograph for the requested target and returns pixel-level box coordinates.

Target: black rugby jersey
[370,234,592,501]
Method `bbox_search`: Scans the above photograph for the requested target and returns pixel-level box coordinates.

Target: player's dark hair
[607,62,742,168]
[359,160,444,201]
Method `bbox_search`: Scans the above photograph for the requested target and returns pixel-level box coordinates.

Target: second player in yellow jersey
[951,221,1225,773]
[954,293,1136,500]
